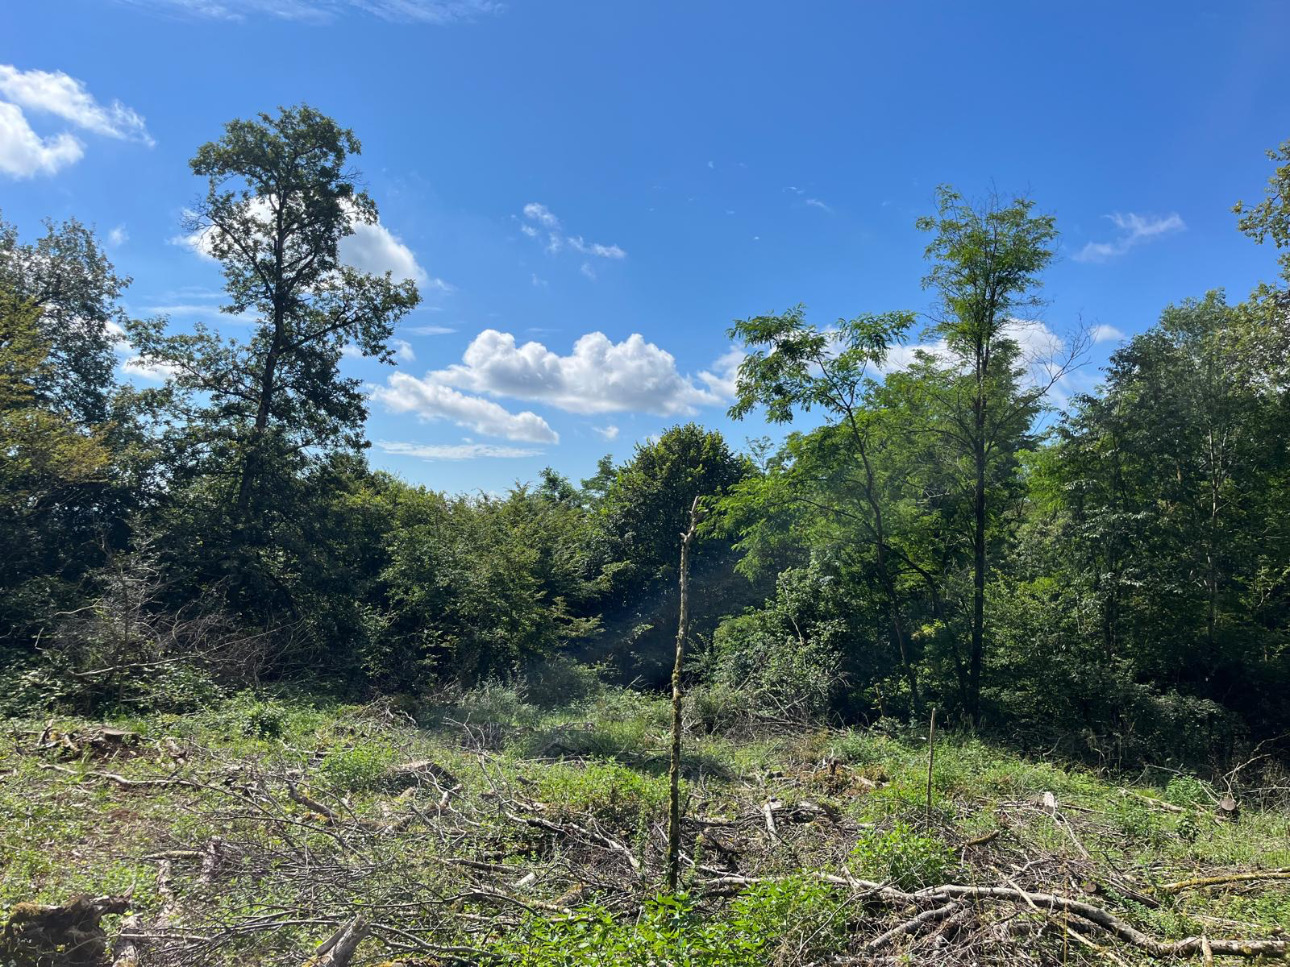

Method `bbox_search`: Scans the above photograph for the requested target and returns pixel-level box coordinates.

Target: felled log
[0,895,131,967]
[303,916,367,967]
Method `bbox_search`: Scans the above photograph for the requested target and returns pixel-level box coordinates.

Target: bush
[705,565,854,720]
[319,742,397,792]
[850,822,955,890]
[521,656,604,708]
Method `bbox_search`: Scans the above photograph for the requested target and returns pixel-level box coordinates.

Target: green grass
[1,687,1287,965]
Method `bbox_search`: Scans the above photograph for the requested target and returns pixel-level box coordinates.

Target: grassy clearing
[1,687,1288,965]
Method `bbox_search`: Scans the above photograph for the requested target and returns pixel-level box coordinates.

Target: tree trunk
[667,496,702,893]
[969,421,987,726]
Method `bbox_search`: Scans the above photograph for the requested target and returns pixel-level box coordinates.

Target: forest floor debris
[2,688,1289,965]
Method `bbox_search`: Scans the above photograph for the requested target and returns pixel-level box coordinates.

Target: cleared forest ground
[2,688,1288,966]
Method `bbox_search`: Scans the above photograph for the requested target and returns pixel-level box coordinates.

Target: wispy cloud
[804,198,833,214]
[1074,212,1185,263]
[115,0,500,23]
[1090,324,1126,344]
[517,203,626,277]
[375,441,543,461]
[406,324,456,336]
[0,65,151,178]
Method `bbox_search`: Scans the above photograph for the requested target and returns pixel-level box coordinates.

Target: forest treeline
[3,106,1289,769]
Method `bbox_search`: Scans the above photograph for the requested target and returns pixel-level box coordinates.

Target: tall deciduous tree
[130,105,420,542]
[0,213,127,425]
[913,187,1070,724]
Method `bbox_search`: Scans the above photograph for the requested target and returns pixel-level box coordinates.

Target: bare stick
[667,495,703,893]
[925,706,937,832]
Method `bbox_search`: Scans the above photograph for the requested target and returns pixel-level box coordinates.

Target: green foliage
[319,742,396,792]
[849,821,956,890]
[492,882,848,966]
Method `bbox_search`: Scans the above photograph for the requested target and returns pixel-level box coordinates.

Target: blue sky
[3,1,1288,492]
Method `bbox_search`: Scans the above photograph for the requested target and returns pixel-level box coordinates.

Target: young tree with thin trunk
[727,307,924,713]
[913,186,1076,725]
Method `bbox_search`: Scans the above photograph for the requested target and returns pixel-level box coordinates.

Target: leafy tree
[0,288,112,635]
[129,105,420,545]
[589,424,751,682]
[911,187,1068,723]
[0,213,127,425]
[726,307,924,710]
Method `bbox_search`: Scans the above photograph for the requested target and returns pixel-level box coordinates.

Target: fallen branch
[1159,869,1290,895]
[697,874,1290,959]
[866,901,960,950]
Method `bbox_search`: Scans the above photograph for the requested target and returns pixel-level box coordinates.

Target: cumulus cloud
[0,103,83,177]
[698,347,745,401]
[340,217,443,287]
[878,318,1082,407]
[176,197,442,288]
[431,329,723,416]
[120,355,181,381]
[375,441,542,461]
[107,225,129,247]
[116,0,499,23]
[1074,212,1186,263]
[373,372,559,443]
[518,203,626,274]
[0,65,151,178]
[593,425,620,440]
[1091,324,1126,344]
[104,320,180,382]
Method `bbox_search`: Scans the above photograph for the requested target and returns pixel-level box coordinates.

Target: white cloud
[0,102,83,177]
[177,197,442,288]
[523,202,560,229]
[407,324,456,336]
[698,347,745,400]
[432,329,723,416]
[0,65,152,144]
[1091,324,1126,344]
[1074,212,1186,263]
[117,0,499,23]
[104,319,180,382]
[804,198,833,213]
[107,225,129,247]
[375,440,541,461]
[391,338,415,361]
[593,425,620,441]
[567,237,626,259]
[373,372,559,443]
[339,214,442,287]
[519,203,626,273]
[121,355,181,381]
[146,303,257,324]
[531,274,548,287]
[878,318,1081,407]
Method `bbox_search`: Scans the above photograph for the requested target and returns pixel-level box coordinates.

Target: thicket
[3,107,1289,772]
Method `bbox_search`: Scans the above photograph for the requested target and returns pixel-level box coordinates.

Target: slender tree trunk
[847,412,921,713]
[667,496,702,893]
[969,410,987,726]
